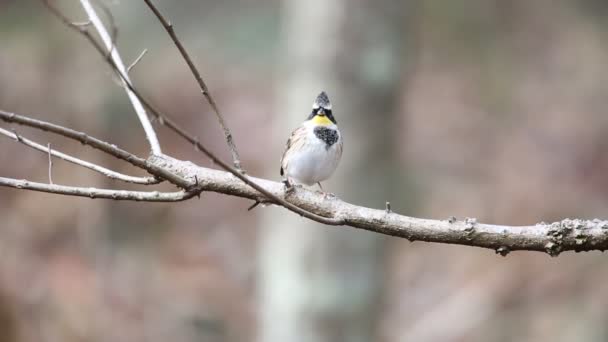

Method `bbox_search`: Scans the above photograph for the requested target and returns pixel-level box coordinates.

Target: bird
[280,91,343,190]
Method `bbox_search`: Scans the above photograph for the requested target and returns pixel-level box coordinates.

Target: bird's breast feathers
[313,126,339,148]
[280,122,342,185]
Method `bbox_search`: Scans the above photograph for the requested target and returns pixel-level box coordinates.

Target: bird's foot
[324,192,337,199]
[315,189,336,199]
[314,182,335,199]
[283,179,299,196]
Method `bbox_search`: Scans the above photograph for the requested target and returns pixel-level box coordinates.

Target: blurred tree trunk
[258,1,409,341]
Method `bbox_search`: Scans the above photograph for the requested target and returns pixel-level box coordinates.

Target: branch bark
[147,154,608,257]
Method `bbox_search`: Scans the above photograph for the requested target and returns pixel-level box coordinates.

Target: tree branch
[0,127,608,256]
[0,127,160,185]
[0,177,195,202]
[0,110,189,188]
[78,0,162,155]
[142,0,243,171]
[147,154,608,256]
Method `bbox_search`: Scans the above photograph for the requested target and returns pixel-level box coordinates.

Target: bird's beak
[317,108,325,116]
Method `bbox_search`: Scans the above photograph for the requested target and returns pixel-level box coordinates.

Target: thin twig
[78,0,162,155]
[72,20,91,27]
[0,110,189,188]
[47,143,53,184]
[247,201,261,211]
[91,0,118,59]
[0,127,160,185]
[0,176,196,202]
[142,0,243,171]
[127,49,148,73]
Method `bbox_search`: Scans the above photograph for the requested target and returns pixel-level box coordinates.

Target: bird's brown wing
[280,125,307,176]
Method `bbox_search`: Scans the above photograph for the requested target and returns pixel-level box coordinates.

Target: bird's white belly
[286,139,341,186]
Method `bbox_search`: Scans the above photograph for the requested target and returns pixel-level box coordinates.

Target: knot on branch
[542,218,608,256]
[495,246,510,257]
[463,217,477,241]
[544,241,561,257]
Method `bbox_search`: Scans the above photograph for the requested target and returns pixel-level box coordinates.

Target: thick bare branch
[142,0,243,171]
[0,177,194,202]
[148,153,608,256]
[0,127,160,185]
[78,0,162,155]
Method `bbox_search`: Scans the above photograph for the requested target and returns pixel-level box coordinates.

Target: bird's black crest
[308,91,337,123]
[313,91,331,109]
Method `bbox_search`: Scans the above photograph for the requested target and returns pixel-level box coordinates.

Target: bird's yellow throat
[311,115,333,126]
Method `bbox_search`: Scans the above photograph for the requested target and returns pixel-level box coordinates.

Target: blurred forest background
[2,0,608,341]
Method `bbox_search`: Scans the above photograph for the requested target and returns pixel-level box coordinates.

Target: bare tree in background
[258,0,380,340]
[259,0,414,341]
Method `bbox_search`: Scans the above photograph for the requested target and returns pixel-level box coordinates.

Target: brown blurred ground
[2,1,608,341]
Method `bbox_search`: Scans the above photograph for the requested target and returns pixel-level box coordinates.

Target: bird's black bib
[314,127,339,149]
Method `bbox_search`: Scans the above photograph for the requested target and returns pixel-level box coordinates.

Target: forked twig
[79,0,162,155]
